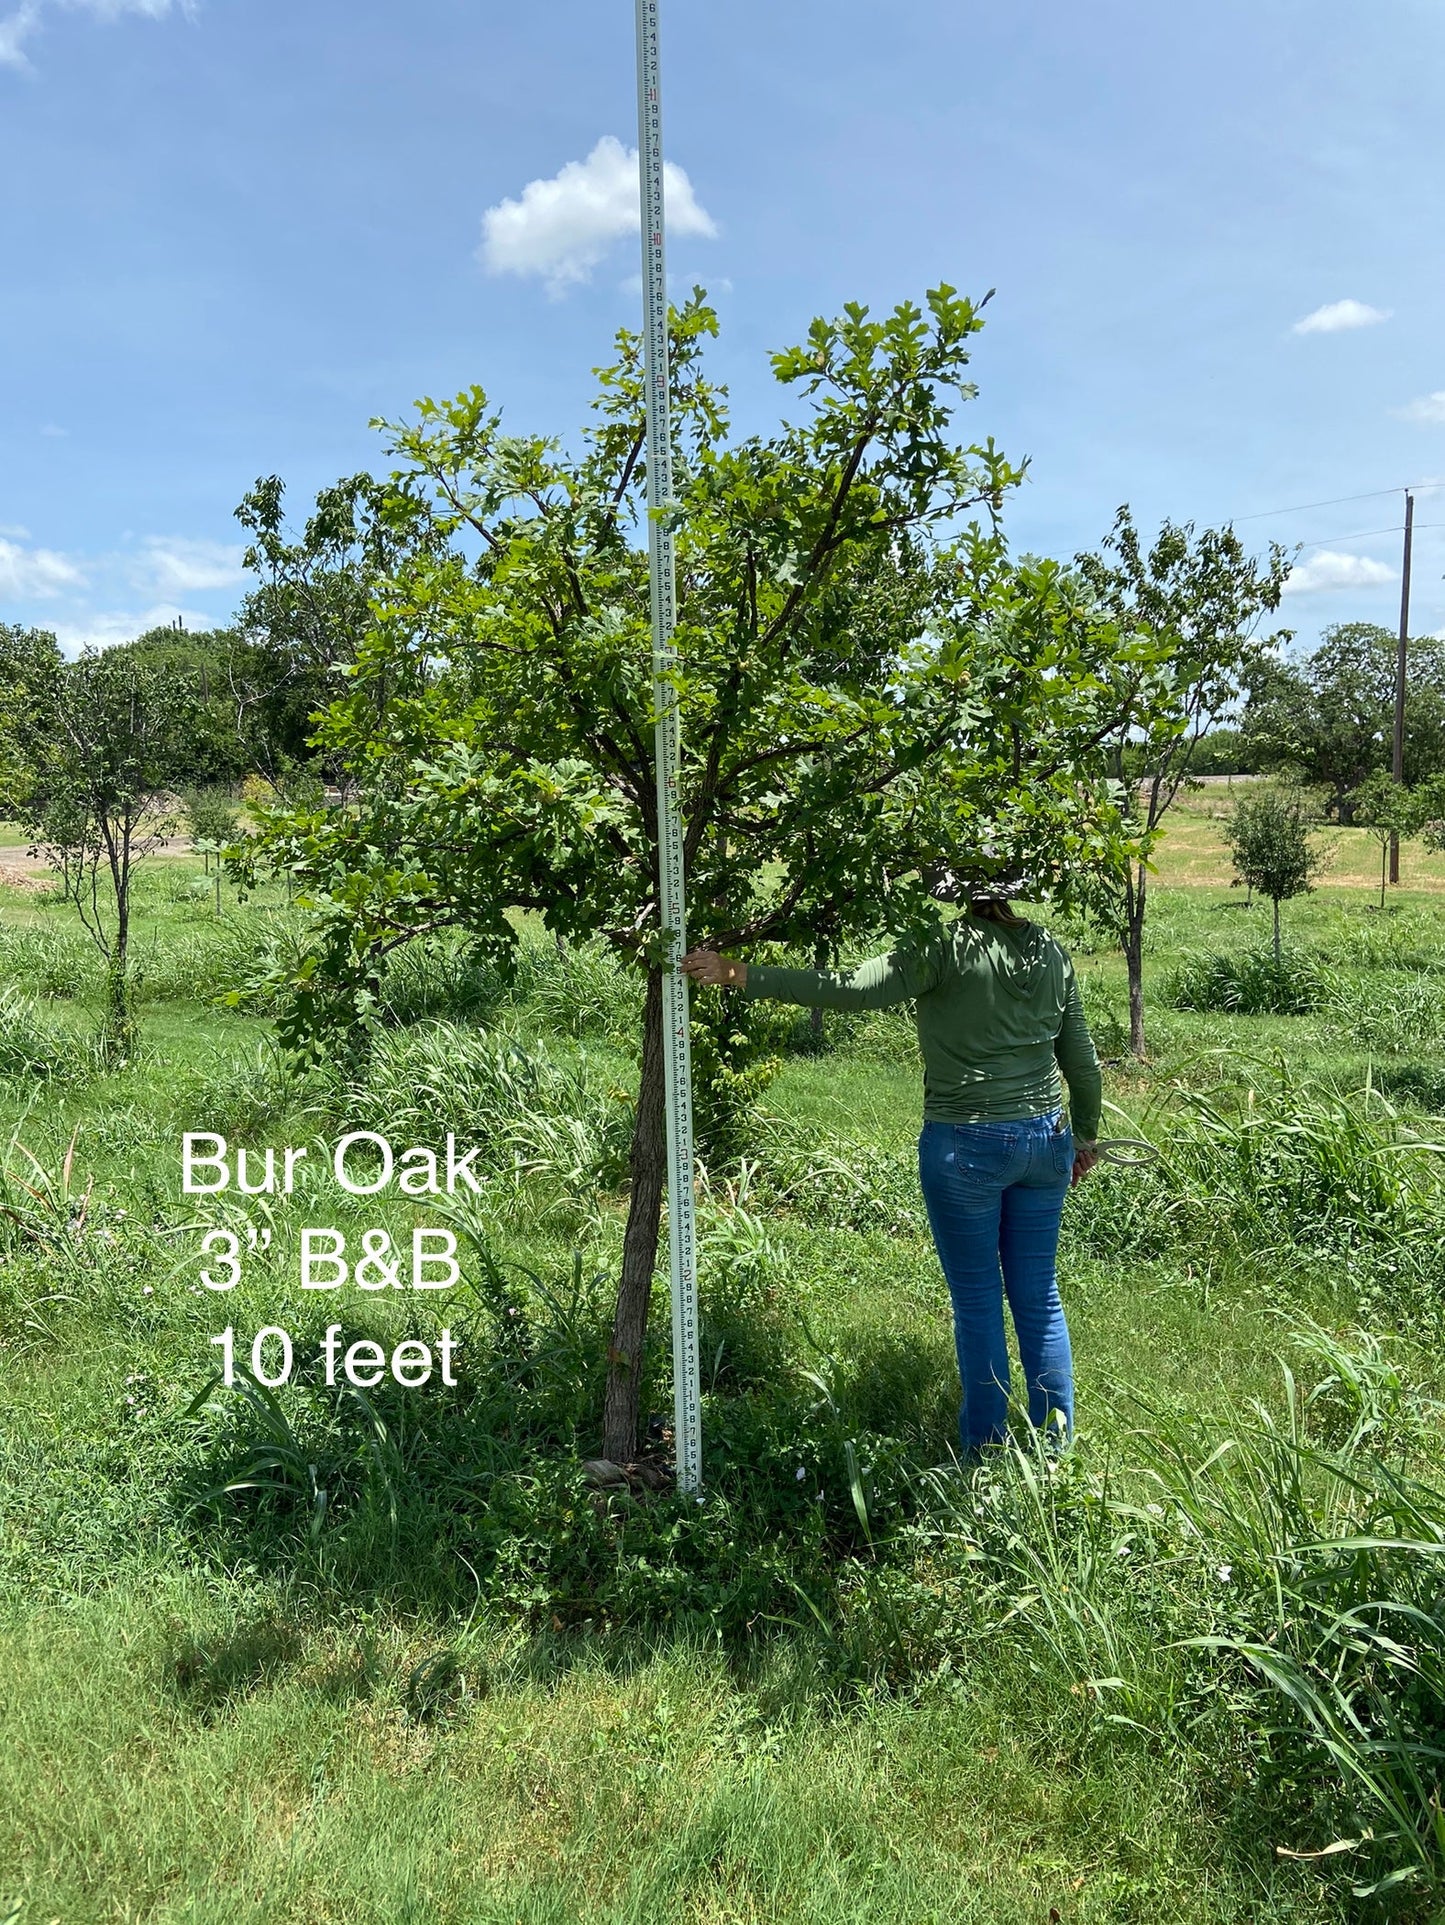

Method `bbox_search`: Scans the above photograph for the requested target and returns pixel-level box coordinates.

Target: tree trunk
[104,872,136,1062]
[602,968,666,1465]
[1272,897,1281,963]
[1380,842,1387,912]
[1123,866,1148,1059]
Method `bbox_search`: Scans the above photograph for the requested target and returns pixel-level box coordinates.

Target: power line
[1232,481,1445,524]
[1295,521,1445,549]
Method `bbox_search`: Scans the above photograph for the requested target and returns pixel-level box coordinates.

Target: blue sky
[2,0,1443,655]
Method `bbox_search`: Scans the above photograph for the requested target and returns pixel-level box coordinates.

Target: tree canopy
[1221,781,1323,960]
[233,286,1168,1459]
[1240,621,1445,816]
[1073,505,1289,1055]
[0,626,204,1055]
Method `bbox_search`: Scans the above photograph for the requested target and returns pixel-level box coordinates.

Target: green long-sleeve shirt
[741,911,1102,1138]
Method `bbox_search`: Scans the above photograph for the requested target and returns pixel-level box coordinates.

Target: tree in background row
[0,627,203,1058]
[1221,780,1323,961]
[1241,621,1445,820]
[237,288,1166,1464]
[1075,506,1290,1056]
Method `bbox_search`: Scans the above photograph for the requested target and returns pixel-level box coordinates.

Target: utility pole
[1390,489,1414,883]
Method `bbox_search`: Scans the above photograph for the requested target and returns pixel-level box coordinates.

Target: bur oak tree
[239,289,1161,1464]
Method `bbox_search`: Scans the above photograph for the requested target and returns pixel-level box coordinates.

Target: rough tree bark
[601,967,666,1464]
[1124,861,1148,1059]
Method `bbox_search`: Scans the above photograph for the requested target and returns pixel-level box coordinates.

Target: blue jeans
[917,1111,1075,1456]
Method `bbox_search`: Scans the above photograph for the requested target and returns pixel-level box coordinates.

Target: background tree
[1221,781,1324,960]
[1240,622,1445,819]
[236,288,1158,1465]
[183,786,242,876]
[1352,768,1421,911]
[1413,772,1445,855]
[109,625,250,788]
[0,631,202,1057]
[0,623,60,809]
[231,472,436,795]
[1075,506,1290,1056]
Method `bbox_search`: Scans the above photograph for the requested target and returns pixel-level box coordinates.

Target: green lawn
[3,834,1445,1923]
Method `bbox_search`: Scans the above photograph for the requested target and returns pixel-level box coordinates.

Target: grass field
[4,796,1445,1923]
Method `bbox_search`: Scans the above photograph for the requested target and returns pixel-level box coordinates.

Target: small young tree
[1221,782,1322,958]
[237,289,1159,1464]
[1352,769,1420,910]
[0,632,202,1057]
[1076,506,1290,1056]
[183,787,241,873]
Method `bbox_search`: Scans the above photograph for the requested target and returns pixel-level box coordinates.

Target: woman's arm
[1054,966,1103,1165]
[681,939,945,1010]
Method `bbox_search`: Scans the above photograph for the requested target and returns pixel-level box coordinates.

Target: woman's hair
[969,895,1025,924]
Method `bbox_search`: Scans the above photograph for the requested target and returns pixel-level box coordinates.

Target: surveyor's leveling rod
[635,0,702,1495]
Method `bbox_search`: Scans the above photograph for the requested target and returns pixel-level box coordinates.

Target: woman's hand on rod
[681,949,747,990]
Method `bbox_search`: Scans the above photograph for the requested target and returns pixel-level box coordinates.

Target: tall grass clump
[374,932,510,1027]
[508,931,639,1048]
[1067,1072,1445,1323]
[1323,974,1445,1056]
[1163,947,1334,1016]
[341,1020,633,1213]
[0,922,95,999]
[886,1329,1445,1901]
[747,1120,925,1239]
[0,987,99,1083]
[1329,910,1445,975]
[133,911,311,1011]
[166,1042,313,1140]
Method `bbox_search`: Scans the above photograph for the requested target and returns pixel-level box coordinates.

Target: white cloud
[0,536,85,597]
[133,535,248,595]
[1396,392,1445,426]
[480,135,717,297]
[1291,298,1392,335]
[39,422,67,437]
[59,0,189,18]
[0,2,41,67]
[0,522,31,538]
[1282,550,1396,596]
[0,0,187,72]
[50,602,208,658]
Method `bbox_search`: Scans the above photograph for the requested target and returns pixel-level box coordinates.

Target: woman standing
[681,901,1101,1458]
